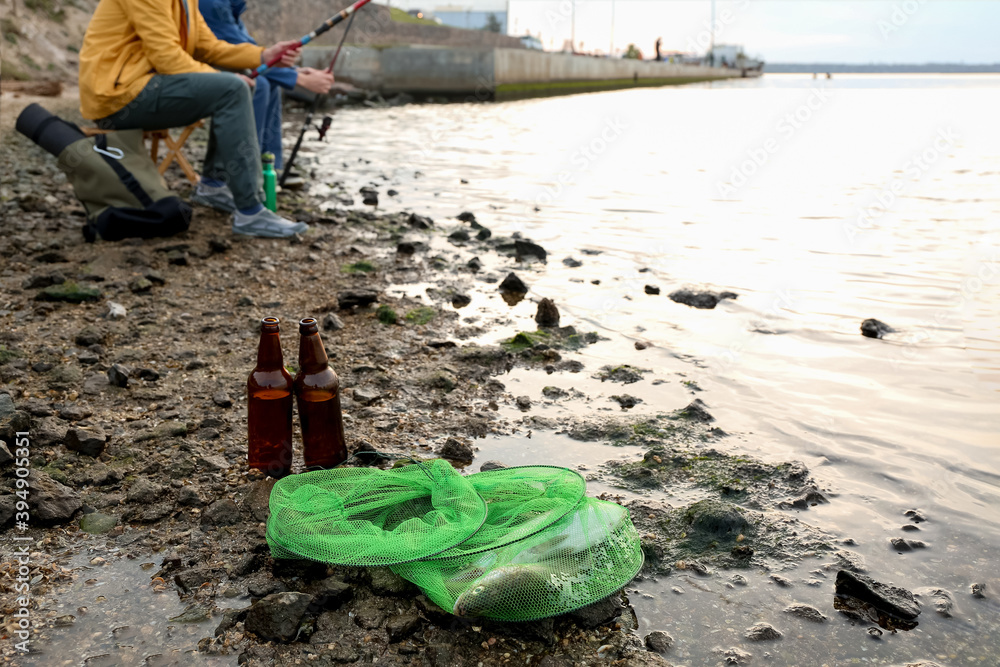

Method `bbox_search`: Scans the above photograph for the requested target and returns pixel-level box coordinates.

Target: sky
[387,0,1000,63]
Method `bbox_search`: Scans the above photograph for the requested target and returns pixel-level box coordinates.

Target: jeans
[253,75,285,170]
[99,72,263,209]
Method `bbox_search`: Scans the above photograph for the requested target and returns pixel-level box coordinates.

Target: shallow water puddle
[22,548,236,667]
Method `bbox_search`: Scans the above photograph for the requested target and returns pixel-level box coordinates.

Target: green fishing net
[266,458,487,566]
[266,462,644,621]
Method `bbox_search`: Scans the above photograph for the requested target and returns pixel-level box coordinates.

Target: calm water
[23,75,999,666]
[301,73,1000,664]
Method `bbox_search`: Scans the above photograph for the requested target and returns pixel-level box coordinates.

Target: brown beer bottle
[247,317,294,477]
[294,317,347,469]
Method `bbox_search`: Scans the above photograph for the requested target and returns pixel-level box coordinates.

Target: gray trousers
[99,72,263,210]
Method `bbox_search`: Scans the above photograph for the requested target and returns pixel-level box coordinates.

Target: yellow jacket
[79,0,264,119]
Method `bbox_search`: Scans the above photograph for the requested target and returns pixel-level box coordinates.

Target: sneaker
[191,181,237,213]
[232,208,309,238]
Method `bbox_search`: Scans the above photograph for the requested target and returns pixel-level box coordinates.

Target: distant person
[79,0,310,238]
[655,37,663,62]
[200,0,334,188]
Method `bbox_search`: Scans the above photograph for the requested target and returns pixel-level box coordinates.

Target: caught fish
[451,500,634,618]
[453,564,561,617]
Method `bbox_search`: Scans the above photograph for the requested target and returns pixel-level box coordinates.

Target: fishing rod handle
[252,0,372,78]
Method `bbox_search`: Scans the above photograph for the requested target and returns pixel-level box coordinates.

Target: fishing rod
[279,11,357,187]
[251,0,373,78]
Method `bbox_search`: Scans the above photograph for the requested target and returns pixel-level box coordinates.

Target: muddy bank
[0,94,969,667]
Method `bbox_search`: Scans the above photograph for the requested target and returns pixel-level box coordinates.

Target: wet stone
[439,437,474,461]
[65,426,108,457]
[904,508,927,523]
[718,647,752,665]
[499,272,528,294]
[644,285,661,295]
[48,364,84,389]
[611,394,642,409]
[22,273,65,289]
[535,298,560,327]
[566,592,625,628]
[338,289,379,309]
[448,228,470,243]
[783,603,828,622]
[915,587,955,617]
[166,250,188,266]
[75,326,104,347]
[835,570,920,620]
[107,363,130,388]
[28,471,82,524]
[971,582,987,599]
[677,398,714,422]
[245,592,313,643]
[408,212,434,229]
[644,630,673,653]
[83,374,108,395]
[78,350,100,365]
[515,395,532,411]
[745,622,782,641]
[890,537,927,552]
[450,293,472,308]
[322,313,345,331]
[212,391,233,408]
[668,289,736,310]
[861,318,893,339]
[467,257,483,272]
[515,239,548,262]
[177,486,205,507]
[386,613,422,643]
[126,478,168,506]
[136,368,159,381]
[480,460,507,472]
[129,277,154,293]
[202,498,240,526]
[310,577,353,610]
[36,282,102,303]
[563,256,583,268]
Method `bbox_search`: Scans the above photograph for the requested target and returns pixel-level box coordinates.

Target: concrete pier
[302,46,741,100]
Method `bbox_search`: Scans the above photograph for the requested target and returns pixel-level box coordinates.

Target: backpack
[15,103,192,242]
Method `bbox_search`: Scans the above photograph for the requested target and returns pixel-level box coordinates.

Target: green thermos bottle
[262,152,277,212]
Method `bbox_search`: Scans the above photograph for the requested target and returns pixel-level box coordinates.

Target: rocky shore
[0,93,975,667]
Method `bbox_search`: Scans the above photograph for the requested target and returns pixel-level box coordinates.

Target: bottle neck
[298,332,329,373]
[256,330,285,370]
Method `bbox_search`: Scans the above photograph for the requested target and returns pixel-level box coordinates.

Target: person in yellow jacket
[80,0,309,238]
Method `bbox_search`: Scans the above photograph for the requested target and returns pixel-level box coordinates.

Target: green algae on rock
[35,281,102,303]
[376,305,398,325]
[404,306,436,325]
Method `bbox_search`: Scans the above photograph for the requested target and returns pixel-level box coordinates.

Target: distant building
[433,5,508,33]
[519,35,543,50]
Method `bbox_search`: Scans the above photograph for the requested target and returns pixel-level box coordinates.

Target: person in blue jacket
[198,0,333,193]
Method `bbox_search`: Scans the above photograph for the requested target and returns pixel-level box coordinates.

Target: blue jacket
[198,0,298,89]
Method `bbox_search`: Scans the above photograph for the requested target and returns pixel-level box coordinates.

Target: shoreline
[0,90,985,667]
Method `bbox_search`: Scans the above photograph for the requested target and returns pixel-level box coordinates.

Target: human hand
[297,67,335,94]
[237,73,256,88]
[262,40,302,68]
